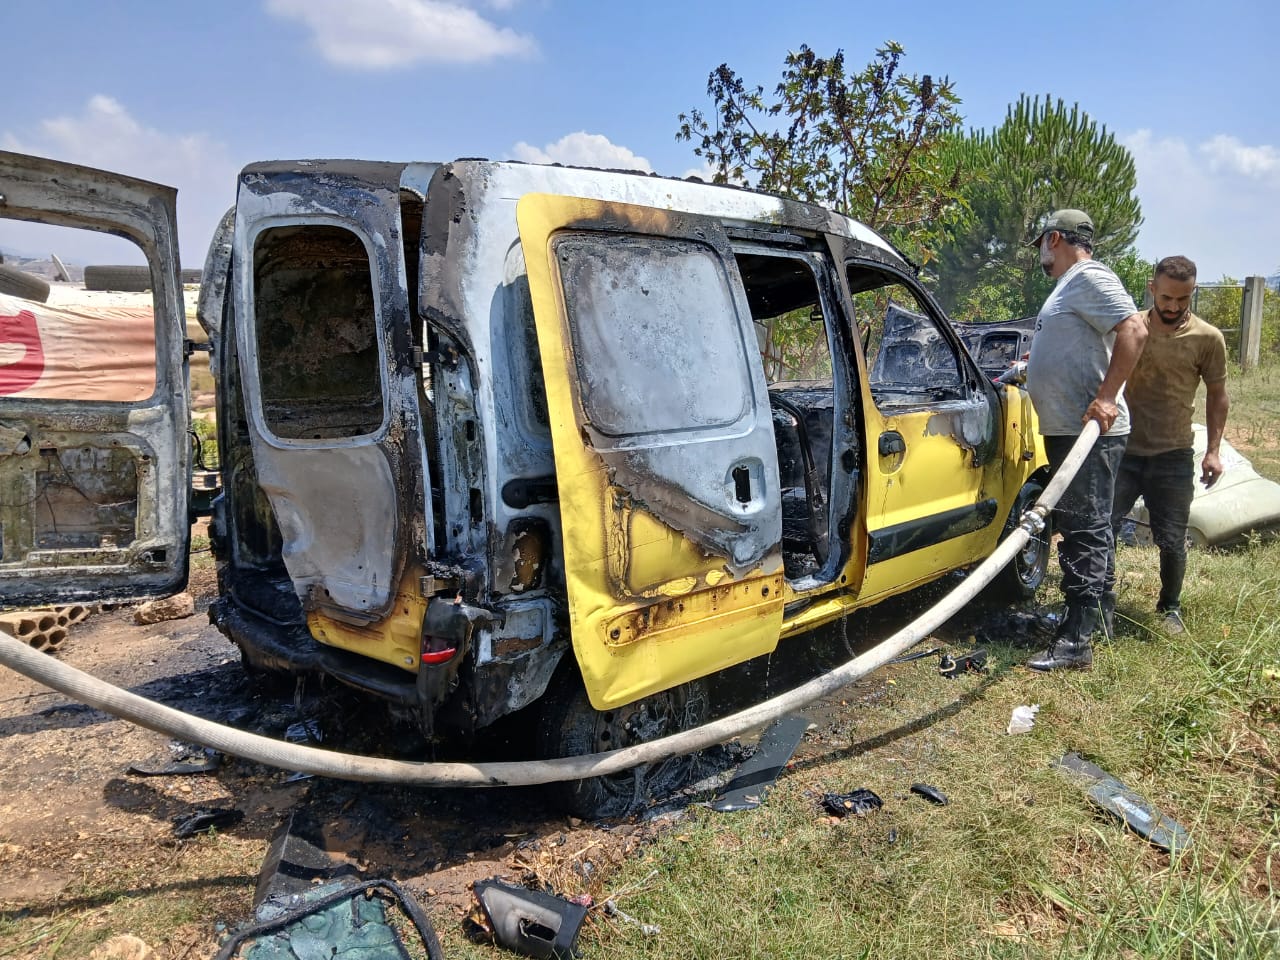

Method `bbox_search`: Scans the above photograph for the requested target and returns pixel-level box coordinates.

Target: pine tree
[932,95,1143,320]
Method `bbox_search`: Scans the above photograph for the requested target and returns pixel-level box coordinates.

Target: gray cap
[1028,209,1095,246]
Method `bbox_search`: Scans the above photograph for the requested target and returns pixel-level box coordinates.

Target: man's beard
[1157,307,1188,325]
[1039,238,1054,276]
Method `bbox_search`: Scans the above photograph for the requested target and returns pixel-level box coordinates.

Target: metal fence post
[1240,276,1265,370]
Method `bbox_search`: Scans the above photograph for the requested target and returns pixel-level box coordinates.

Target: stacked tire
[0,264,51,303]
[83,265,202,291]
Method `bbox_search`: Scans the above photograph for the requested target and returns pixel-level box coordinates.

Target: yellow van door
[517,195,786,709]
[843,262,1003,600]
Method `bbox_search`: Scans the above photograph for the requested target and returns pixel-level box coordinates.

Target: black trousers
[1107,448,1195,612]
[1045,434,1127,607]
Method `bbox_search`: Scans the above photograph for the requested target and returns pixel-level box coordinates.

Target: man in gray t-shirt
[1024,209,1147,672]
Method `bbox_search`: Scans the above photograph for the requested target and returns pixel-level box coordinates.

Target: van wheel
[0,264,51,303]
[990,480,1050,601]
[536,667,710,820]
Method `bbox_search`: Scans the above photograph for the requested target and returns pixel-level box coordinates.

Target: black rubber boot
[1099,591,1116,642]
[1027,605,1097,672]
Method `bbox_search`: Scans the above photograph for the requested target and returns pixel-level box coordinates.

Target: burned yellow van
[0,153,1048,814]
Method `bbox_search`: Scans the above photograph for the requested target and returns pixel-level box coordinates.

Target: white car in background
[1127,424,1280,547]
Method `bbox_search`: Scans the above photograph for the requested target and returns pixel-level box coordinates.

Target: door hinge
[413,346,458,369]
[184,339,211,359]
[419,574,460,599]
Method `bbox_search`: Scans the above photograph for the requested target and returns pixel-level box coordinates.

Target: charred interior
[736,250,836,582]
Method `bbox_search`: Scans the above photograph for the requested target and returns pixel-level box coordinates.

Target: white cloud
[1123,129,1280,281]
[1,96,238,268]
[1199,134,1280,180]
[509,132,654,172]
[266,0,535,68]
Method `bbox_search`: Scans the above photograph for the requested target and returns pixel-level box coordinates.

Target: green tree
[1111,250,1154,308]
[1194,280,1280,361]
[676,42,964,264]
[932,95,1144,321]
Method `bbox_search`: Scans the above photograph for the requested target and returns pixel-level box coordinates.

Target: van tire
[989,480,1050,601]
[536,667,710,819]
[84,264,152,292]
[0,264,51,303]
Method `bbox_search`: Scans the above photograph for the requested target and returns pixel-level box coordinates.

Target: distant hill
[0,254,84,283]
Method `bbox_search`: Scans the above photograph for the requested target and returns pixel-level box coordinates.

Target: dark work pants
[1107,448,1195,612]
[1045,434,1127,607]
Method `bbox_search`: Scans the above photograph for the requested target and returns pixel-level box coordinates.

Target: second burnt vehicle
[0,153,1049,815]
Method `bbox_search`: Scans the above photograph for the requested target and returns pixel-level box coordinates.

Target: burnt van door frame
[516,194,786,711]
[0,151,191,607]
[231,162,427,623]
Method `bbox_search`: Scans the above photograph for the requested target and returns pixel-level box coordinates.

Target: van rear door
[517,194,786,710]
[228,162,430,625]
[0,152,191,606]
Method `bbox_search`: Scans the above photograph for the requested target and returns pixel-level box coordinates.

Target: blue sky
[3,0,1277,284]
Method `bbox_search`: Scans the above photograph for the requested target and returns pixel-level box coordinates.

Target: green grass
[561,562,1280,959]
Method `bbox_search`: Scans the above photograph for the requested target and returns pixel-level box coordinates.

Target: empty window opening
[0,225,158,403]
[847,268,965,409]
[555,233,751,442]
[252,225,384,441]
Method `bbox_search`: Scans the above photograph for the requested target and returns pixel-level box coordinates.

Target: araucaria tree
[677,42,964,264]
[932,95,1144,320]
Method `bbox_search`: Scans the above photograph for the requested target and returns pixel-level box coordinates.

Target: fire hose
[0,424,1099,788]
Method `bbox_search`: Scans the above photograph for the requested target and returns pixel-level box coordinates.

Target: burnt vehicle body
[1,153,1049,804]
[952,316,1037,380]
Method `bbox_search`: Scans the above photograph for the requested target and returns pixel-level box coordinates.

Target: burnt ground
[0,563,1048,955]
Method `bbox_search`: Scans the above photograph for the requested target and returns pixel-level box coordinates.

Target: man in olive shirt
[1105,255,1229,635]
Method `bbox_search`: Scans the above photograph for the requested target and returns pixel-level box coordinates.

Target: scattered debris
[472,878,588,960]
[214,879,444,960]
[909,783,949,806]
[133,593,195,625]
[284,719,323,744]
[214,814,447,959]
[128,742,221,777]
[711,714,809,813]
[1053,753,1191,854]
[88,934,155,960]
[819,788,883,818]
[887,644,987,678]
[254,812,360,905]
[0,604,92,651]
[50,253,71,283]
[938,648,987,678]
[604,898,660,936]
[887,646,943,665]
[1007,704,1040,735]
[171,807,243,840]
[973,609,1058,649]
